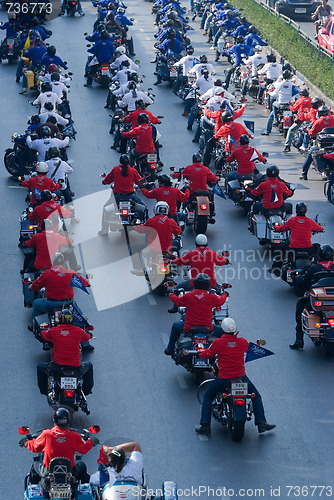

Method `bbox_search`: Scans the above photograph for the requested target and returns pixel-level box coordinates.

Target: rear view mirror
[289,183,296,190]
[134,60,140,65]
[170,167,175,171]
[320,28,329,35]
[89,425,100,434]
[19,426,30,435]
[222,283,232,288]
[83,32,88,36]
[262,152,269,157]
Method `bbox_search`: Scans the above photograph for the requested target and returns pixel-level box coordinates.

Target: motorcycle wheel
[100,75,110,89]
[283,128,288,139]
[4,150,19,176]
[193,367,205,385]
[227,404,245,441]
[323,341,334,357]
[7,55,14,64]
[194,214,207,235]
[69,7,75,16]
[155,280,167,296]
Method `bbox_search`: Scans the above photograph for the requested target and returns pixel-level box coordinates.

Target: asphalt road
[1,2,334,499]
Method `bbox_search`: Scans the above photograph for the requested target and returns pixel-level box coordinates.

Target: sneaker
[283,146,291,152]
[81,344,95,353]
[299,173,307,180]
[71,218,80,224]
[289,340,304,349]
[110,142,119,149]
[27,324,33,332]
[157,160,164,167]
[195,424,211,436]
[182,111,189,117]
[187,125,192,131]
[79,10,85,15]
[202,30,207,35]
[168,304,178,313]
[210,45,216,50]
[192,138,199,143]
[84,83,92,87]
[299,145,307,152]
[258,422,276,433]
[59,9,65,15]
[240,97,247,103]
[98,230,108,236]
[19,88,27,94]
[164,348,173,356]
[261,131,269,136]
[154,80,162,85]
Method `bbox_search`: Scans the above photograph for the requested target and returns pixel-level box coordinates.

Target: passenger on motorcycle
[164,273,228,355]
[85,31,115,87]
[32,82,63,112]
[18,38,47,94]
[26,126,70,162]
[256,53,282,103]
[173,45,197,94]
[20,162,60,206]
[110,46,140,71]
[118,82,154,112]
[291,245,334,349]
[192,318,276,436]
[141,174,190,216]
[121,99,160,129]
[39,102,69,127]
[250,165,292,216]
[188,55,216,79]
[46,147,76,205]
[0,13,21,41]
[35,117,61,138]
[225,134,267,183]
[240,45,267,102]
[182,68,215,116]
[121,113,157,167]
[283,89,312,152]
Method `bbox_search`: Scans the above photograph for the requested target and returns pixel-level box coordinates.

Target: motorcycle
[103,193,148,233]
[312,127,334,174]
[134,151,159,182]
[198,377,254,441]
[4,132,37,177]
[280,251,313,292]
[155,52,180,86]
[0,37,20,64]
[19,425,100,500]
[93,473,177,500]
[65,0,79,16]
[276,103,292,138]
[19,207,38,248]
[87,54,111,89]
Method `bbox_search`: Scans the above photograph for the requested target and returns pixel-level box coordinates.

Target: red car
[317,16,334,53]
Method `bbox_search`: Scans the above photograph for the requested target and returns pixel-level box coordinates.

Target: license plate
[295,7,306,12]
[170,70,177,77]
[194,358,209,366]
[101,69,109,75]
[147,154,157,162]
[231,382,248,396]
[287,270,293,283]
[60,377,77,389]
[283,110,292,116]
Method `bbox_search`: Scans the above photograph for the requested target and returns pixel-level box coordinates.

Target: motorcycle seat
[312,276,334,288]
[192,190,210,196]
[320,127,334,135]
[189,326,211,335]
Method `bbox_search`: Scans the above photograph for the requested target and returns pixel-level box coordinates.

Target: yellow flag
[23,35,30,50]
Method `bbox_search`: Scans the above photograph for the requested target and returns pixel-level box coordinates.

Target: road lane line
[147,294,157,306]
[177,375,188,389]
[8,185,25,189]
[198,434,209,442]
[161,333,169,345]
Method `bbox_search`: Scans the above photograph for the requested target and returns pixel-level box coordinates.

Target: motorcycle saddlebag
[25,70,35,90]
[24,483,44,499]
[22,273,39,307]
[316,128,334,150]
[77,483,93,499]
[310,282,334,311]
[324,328,334,342]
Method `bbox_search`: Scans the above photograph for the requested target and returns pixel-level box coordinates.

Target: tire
[155,280,167,296]
[69,8,75,16]
[323,342,334,357]
[194,368,205,385]
[7,55,14,64]
[231,421,245,441]
[283,128,288,139]
[4,150,19,176]
[197,378,214,404]
[100,75,110,89]
[194,214,208,235]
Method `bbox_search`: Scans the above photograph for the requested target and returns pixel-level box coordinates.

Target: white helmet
[195,234,207,246]
[255,45,262,52]
[116,46,126,55]
[154,201,169,215]
[36,162,49,173]
[221,318,236,334]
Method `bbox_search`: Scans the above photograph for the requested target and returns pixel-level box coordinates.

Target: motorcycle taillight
[121,209,129,215]
[200,203,208,210]
[328,318,334,326]
[64,390,74,398]
[159,266,168,273]
[150,164,156,170]
[234,398,245,406]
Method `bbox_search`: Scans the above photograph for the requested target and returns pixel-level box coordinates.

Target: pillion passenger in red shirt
[164,273,228,356]
[185,317,276,436]
[20,162,60,206]
[21,408,99,484]
[141,174,190,216]
[250,165,293,216]
[121,113,158,167]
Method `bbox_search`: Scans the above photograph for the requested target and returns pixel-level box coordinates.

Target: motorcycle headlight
[12,133,19,142]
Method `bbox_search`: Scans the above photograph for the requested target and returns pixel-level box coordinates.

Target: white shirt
[90,452,143,487]
[189,63,216,79]
[244,53,267,74]
[258,62,282,80]
[200,87,235,102]
[205,96,233,112]
[46,157,73,189]
[39,111,69,127]
[110,54,139,71]
[112,68,131,86]
[33,91,62,113]
[26,136,69,162]
[270,79,294,104]
[174,55,197,76]
[119,90,153,111]
[39,74,71,84]
[113,82,143,97]
[51,81,68,99]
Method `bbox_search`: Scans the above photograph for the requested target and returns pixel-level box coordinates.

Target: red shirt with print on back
[181,162,218,194]
[41,324,91,366]
[172,247,228,287]
[30,265,89,300]
[25,231,73,270]
[102,165,144,193]
[135,214,181,252]
[141,186,190,215]
[275,216,323,248]
[199,333,249,378]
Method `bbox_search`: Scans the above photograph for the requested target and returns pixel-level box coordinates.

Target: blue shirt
[40,54,67,69]
[232,23,250,38]
[244,33,268,47]
[88,39,115,62]
[0,21,21,39]
[156,38,184,54]
[24,45,47,67]
[157,28,182,41]
[115,13,133,25]
[226,43,251,66]
[217,17,240,33]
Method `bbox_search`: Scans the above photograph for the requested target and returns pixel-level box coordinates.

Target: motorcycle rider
[20,162,60,206]
[40,45,68,71]
[213,110,252,159]
[46,147,75,204]
[239,45,268,102]
[257,53,282,103]
[283,89,312,152]
[224,36,252,90]
[60,0,85,15]
[85,31,115,87]
[39,102,69,127]
[249,165,293,217]
[141,174,190,217]
[225,134,267,180]
[164,273,228,355]
[188,55,216,79]
[19,38,48,94]
[312,0,334,35]
[181,153,218,191]
[27,189,74,226]
[26,126,70,162]
[118,82,154,112]
[291,245,334,349]
[190,317,276,435]
[110,46,139,72]
[98,154,146,236]
[20,408,98,483]
[121,113,158,167]
[154,29,185,85]
[182,68,215,117]
[173,45,197,94]
[32,82,63,112]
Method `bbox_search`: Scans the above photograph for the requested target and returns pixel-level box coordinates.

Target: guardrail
[252,0,334,61]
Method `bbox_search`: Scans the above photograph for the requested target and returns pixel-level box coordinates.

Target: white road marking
[198,434,209,442]
[8,185,25,189]
[177,375,188,389]
[139,28,144,31]
[147,294,157,306]
[161,333,169,345]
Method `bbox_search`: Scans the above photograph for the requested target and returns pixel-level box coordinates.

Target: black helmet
[240,16,247,23]
[222,111,233,123]
[52,252,64,265]
[318,105,329,117]
[30,114,40,124]
[296,202,307,216]
[236,35,245,44]
[41,219,53,231]
[300,88,309,97]
[135,99,145,109]
[168,10,178,20]
[283,62,292,72]
[47,45,56,57]
[248,25,257,33]
[41,82,52,93]
[186,45,194,55]
[41,189,53,202]
[101,30,108,40]
[240,134,250,145]
[48,146,61,158]
[158,174,172,186]
[137,113,149,125]
[128,72,139,82]
[44,101,54,112]
[199,55,207,63]
[214,79,223,86]
[107,447,126,473]
[193,273,211,290]
[54,408,70,427]
[319,244,334,261]
[167,28,176,38]
[121,59,130,68]
[166,19,174,27]
[120,154,130,165]
[282,69,291,80]
[225,9,233,17]
[267,53,276,63]
[192,152,202,163]
[128,81,136,90]
[60,308,73,324]
[51,72,60,82]
[266,165,279,178]
[311,97,323,109]
[40,126,51,138]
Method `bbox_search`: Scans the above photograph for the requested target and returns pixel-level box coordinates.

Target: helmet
[54,408,70,427]
[255,44,262,52]
[195,234,208,246]
[116,46,126,55]
[311,97,323,109]
[135,99,145,109]
[318,105,329,116]
[30,114,40,124]
[199,55,207,63]
[137,113,149,125]
[51,72,60,82]
[296,202,307,216]
[40,126,51,138]
[300,88,309,97]
[266,165,279,178]
[47,45,56,57]
[267,53,276,63]
[48,146,60,158]
[47,64,59,73]
[225,9,233,16]
[154,201,169,215]
[36,162,49,173]
[158,174,172,186]
[214,87,225,96]
[60,308,73,324]
[248,25,257,33]
[240,16,247,23]
[222,111,233,123]
[8,12,16,20]
[283,69,291,80]
[128,81,136,90]
[52,252,65,265]
[119,154,129,165]
[128,71,139,82]
[240,134,250,145]
[41,189,53,202]
[101,30,109,40]
[166,19,174,27]
[192,152,202,163]
[117,6,125,13]
[186,45,194,55]
[283,62,292,72]
[193,273,211,290]
[41,219,53,231]
[214,79,223,87]
[44,102,54,112]
[167,28,176,38]
[35,38,43,45]
[168,10,178,20]
[319,244,334,261]
[236,35,245,44]
[121,59,130,67]
[221,317,237,334]
[107,447,126,472]
[41,82,52,93]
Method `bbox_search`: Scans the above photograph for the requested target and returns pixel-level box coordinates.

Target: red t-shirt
[199,334,249,379]
[41,324,91,366]
[275,216,323,248]
[123,109,160,129]
[135,215,181,252]
[170,289,228,332]
[30,265,89,300]
[215,122,251,152]
[103,165,143,193]
[26,426,94,467]
[289,96,312,121]
[205,106,245,134]
[21,174,60,204]
[25,231,73,269]
[309,115,334,138]
[250,178,292,209]
[181,163,218,194]
[225,145,266,176]
[173,247,228,287]
[141,186,190,215]
[28,200,72,226]
[121,123,155,154]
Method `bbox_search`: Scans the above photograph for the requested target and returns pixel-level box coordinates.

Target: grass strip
[232,0,334,100]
